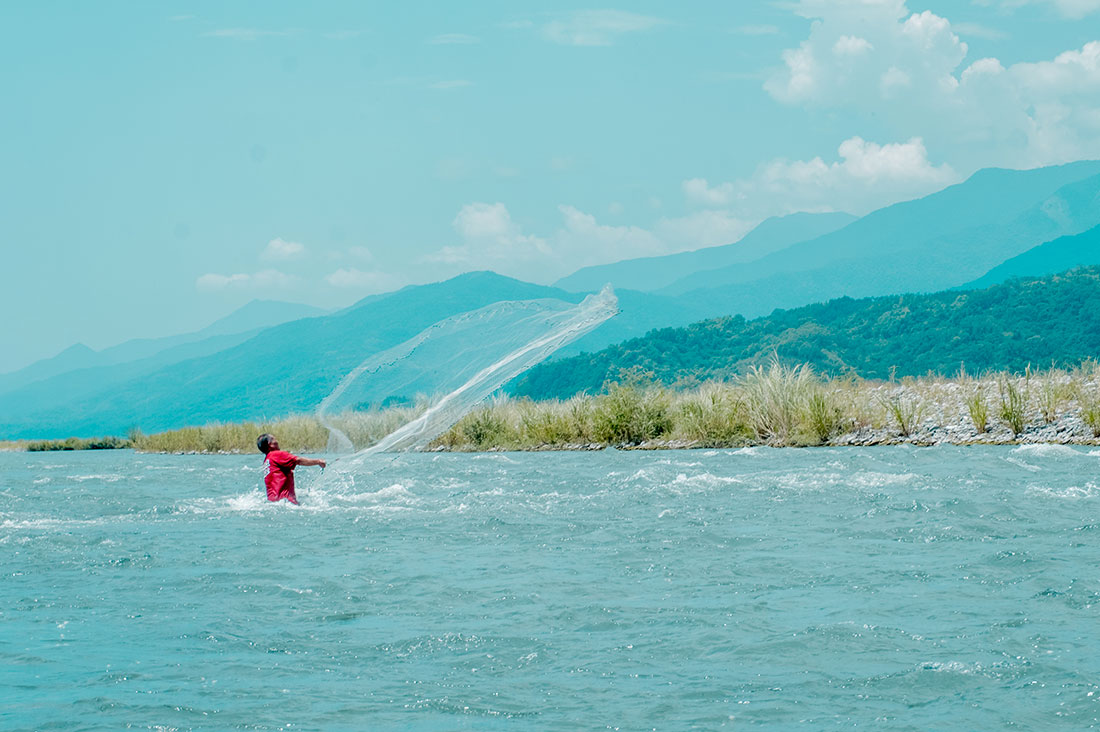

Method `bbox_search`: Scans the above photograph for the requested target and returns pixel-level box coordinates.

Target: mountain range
[511,267,1100,400]
[7,160,1100,438]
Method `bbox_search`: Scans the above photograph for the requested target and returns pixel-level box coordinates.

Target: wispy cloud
[428,33,480,45]
[202,28,293,41]
[979,0,1100,19]
[196,269,296,291]
[262,237,306,261]
[542,10,666,46]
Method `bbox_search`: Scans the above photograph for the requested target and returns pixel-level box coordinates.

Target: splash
[317,286,618,471]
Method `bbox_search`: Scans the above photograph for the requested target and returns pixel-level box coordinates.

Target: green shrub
[456,408,512,449]
[806,390,846,444]
[25,435,130,451]
[591,382,671,445]
[739,360,820,444]
[878,393,925,437]
[1035,369,1073,424]
[964,386,990,434]
[998,375,1029,437]
[1079,387,1100,438]
[674,385,752,446]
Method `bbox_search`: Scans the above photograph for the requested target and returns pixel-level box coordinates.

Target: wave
[1026,482,1099,499]
[1012,444,1081,458]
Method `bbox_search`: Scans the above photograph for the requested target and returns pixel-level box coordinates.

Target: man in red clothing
[256,433,326,505]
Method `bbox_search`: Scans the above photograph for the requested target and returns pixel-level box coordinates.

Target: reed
[997,374,1030,437]
[879,392,926,437]
[20,361,1100,454]
[670,383,752,447]
[739,360,822,445]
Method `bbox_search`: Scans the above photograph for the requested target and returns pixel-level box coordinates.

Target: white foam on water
[1013,444,1081,459]
[471,454,520,464]
[277,585,314,595]
[182,492,268,514]
[67,474,127,483]
[850,470,920,489]
[1026,482,1099,500]
[670,472,744,491]
[224,492,269,511]
[920,660,985,675]
[339,483,417,504]
[1004,457,1042,473]
[730,447,764,456]
[0,516,113,531]
[32,477,50,485]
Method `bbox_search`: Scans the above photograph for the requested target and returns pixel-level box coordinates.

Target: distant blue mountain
[8,162,1100,440]
[0,300,328,396]
[669,161,1100,319]
[0,274,713,438]
[554,212,856,293]
[512,266,1100,399]
[962,223,1100,289]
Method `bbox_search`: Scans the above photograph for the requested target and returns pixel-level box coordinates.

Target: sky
[2,0,1099,372]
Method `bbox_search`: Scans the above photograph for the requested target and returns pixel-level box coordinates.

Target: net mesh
[317,285,618,470]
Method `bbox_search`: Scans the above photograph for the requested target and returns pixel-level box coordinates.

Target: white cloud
[683,178,738,207]
[420,137,943,285]
[984,0,1100,18]
[1047,0,1100,16]
[196,269,296,291]
[424,202,688,283]
[262,237,305,260]
[834,35,874,55]
[348,246,373,262]
[653,210,755,251]
[429,33,480,44]
[554,205,664,261]
[765,1,1100,169]
[449,202,551,262]
[542,10,665,46]
[683,137,957,218]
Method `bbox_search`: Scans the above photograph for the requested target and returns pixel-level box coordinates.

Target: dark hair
[257,433,275,453]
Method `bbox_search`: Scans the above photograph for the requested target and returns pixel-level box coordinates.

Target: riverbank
[9,363,1100,453]
[140,362,1100,452]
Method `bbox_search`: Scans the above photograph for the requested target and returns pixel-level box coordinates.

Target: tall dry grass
[30,361,1099,454]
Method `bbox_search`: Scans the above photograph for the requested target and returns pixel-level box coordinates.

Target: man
[256,433,326,505]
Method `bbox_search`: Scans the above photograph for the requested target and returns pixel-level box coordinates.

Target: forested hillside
[511,267,1100,399]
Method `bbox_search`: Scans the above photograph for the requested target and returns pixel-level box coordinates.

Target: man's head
[256,433,279,453]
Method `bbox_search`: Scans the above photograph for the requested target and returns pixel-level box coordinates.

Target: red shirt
[264,450,300,504]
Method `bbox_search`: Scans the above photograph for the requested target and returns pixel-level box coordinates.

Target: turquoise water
[4,445,1100,730]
